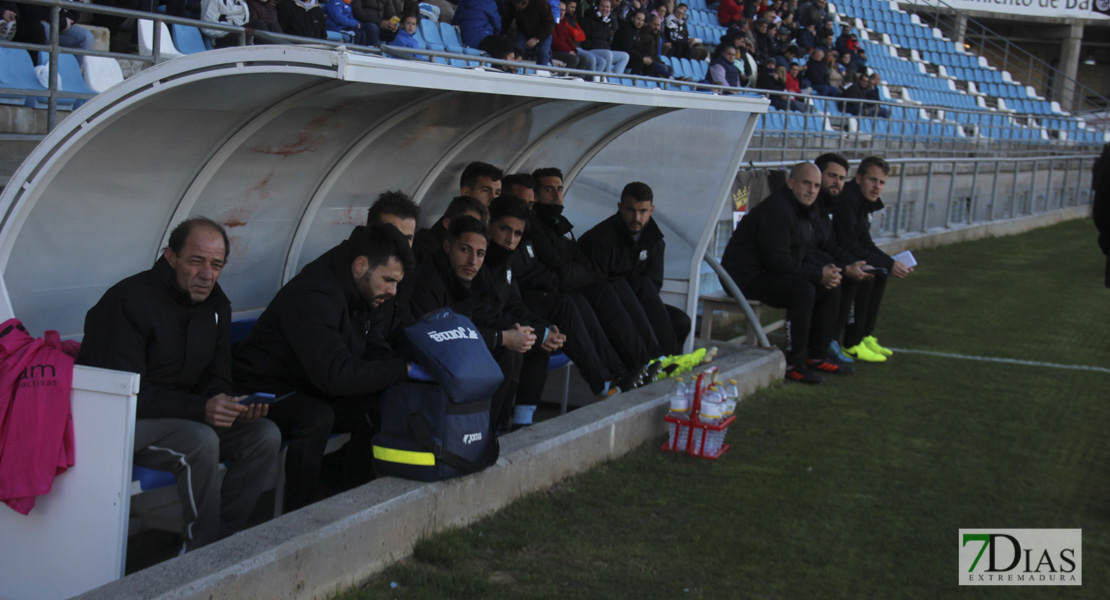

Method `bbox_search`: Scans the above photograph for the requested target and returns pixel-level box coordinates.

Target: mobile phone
[862,265,889,275]
[239,392,294,405]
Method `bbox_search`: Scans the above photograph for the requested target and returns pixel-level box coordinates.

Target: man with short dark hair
[721,163,853,384]
[409,216,535,432]
[578,181,692,357]
[832,156,910,362]
[814,153,873,363]
[459,161,504,207]
[502,172,536,207]
[412,195,490,263]
[367,190,421,246]
[78,218,281,551]
[234,224,416,492]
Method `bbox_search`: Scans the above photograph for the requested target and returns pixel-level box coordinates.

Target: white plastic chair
[138,20,184,60]
[82,56,125,93]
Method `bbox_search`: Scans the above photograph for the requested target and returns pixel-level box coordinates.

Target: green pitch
[341,218,1110,599]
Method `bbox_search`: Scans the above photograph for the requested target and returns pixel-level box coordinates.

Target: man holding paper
[832,156,913,362]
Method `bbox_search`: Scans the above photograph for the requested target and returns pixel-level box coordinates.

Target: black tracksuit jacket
[232,241,409,400]
[578,211,666,291]
[514,204,605,299]
[408,248,505,351]
[76,257,233,422]
[721,186,838,287]
[832,179,894,270]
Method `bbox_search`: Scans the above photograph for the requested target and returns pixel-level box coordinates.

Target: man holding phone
[78,218,281,552]
[832,156,913,362]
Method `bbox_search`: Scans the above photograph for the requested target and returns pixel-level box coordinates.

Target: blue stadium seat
[420,19,446,52]
[35,52,95,107]
[171,24,209,54]
[0,47,75,108]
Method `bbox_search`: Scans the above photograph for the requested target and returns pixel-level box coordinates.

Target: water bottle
[724,379,740,417]
[666,378,690,450]
[697,390,724,456]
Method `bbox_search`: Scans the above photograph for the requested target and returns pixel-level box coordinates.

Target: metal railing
[892,0,1110,119]
[1,0,1104,157]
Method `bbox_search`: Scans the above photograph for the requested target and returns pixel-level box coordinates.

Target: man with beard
[831,156,912,362]
[721,163,853,384]
[578,181,692,358]
[233,224,415,492]
[813,153,873,363]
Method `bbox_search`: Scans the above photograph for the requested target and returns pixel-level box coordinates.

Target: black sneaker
[617,364,648,391]
[641,361,663,386]
[785,364,825,384]
[807,357,854,375]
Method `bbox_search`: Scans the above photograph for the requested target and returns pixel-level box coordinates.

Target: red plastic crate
[660,367,734,460]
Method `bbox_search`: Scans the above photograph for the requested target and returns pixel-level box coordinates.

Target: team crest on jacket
[564,232,573,240]
[525,243,534,257]
[639,249,648,261]
[506,269,512,284]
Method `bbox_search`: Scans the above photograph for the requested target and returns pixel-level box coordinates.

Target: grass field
[340,218,1110,599]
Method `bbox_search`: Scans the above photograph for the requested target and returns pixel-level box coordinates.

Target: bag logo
[426,327,481,342]
[463,432,483,444]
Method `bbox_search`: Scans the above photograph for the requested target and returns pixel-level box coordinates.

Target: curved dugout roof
[0,46,767,339]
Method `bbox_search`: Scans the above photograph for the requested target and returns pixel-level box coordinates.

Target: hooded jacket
[232,240,409,400]
[77,257,233,422]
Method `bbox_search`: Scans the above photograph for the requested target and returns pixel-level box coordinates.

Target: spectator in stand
[718,0,744,27]
[771,24,792,56]
[323,0,370,45]
[387,13,426,56]
[247,0,285,40]
[826,49,843,89]
[797,0,826,28]
[552,1,595,73]
[350,0,406,46]
[772,43,799,70]
[732,17,755,49]
[736,37,758,86]
[653,0,673,21]
[784,63,804,94]
[834,23,851,54]
[850,46,867,74]
[794,21,816,52]
[705,43,742,94]
[277,0,329,39]
[804,47,839,96]
[817,31,833,52]
[758,60,809,112]
[840,71,869,115]
[638,12,674,78]
[751,18,774,60]
[11,1,94,66]
[454,0,501,51]
[581,0,630,76]
[203,0,252,47]
[615,10,657,77]
[501,0,555,66]
[837,49,854,83]
[867,72,890,117]
[663,2,694,59]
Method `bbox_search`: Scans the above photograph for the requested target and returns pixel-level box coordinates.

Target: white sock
[513,404,537,425]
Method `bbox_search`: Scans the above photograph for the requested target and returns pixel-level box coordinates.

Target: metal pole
[894,161,908,237]
[1044,157,1055,211]
[944,161,957,227]
[1062,157,1072,205]
[970,159,981,222]
[703,255,771,349]
[921,161,934,232]
[47,6,60,132]
[1029,159,1038,215]
[990,159,1000,220]
[1010,159,1021,218]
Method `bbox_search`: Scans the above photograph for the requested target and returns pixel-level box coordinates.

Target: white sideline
[888,348,1110,375]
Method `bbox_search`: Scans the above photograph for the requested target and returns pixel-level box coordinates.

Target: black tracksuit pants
[835,277,864,346]
[625,275,693,356]
[525,291,625,394]
[844,273,888,348]
[580,280,659,369]
[740,272,841,367]
[252,393,334,512]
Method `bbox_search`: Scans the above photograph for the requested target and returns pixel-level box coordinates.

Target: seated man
[578,181,693,357]
[831,156,911,361]
[720,163,853,384]
[523,167,660,384]
[412,195,489,262]
[77,218,281,551]
[484,195,565,429]
[233,224,415,491]
[459,161,504,207]
[409,216,536,433]
[502,172,535,207]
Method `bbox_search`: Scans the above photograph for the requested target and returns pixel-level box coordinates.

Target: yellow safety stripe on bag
[372,445,436,466]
